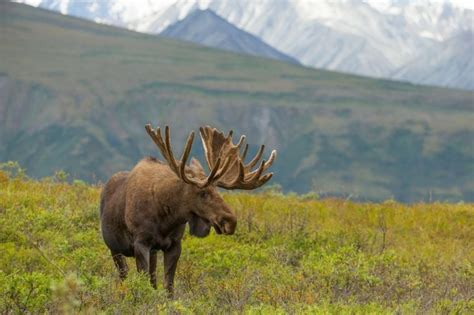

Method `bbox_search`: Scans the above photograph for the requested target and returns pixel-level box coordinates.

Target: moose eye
[198,191,208,199]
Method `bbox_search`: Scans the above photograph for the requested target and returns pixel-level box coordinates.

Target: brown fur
[100,158,236,295]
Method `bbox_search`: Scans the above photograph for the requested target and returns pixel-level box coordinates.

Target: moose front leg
[134,241,151,275]
[112,252,129,280]
[163,242,182,297]
[149,251,158,289]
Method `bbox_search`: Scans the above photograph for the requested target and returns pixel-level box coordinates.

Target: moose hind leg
[112,253,128,280]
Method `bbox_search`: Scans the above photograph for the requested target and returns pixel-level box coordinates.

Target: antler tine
[205,157,222,184]
[145,124,171,162]
[219,160,244,189]
[241,143,249,161]
[178,129,227,188]
[246,159,266,181]
[213,156,233,181]
[177,127,230,188]
[257,172,273,187]
[145,124,160,148]
[245,169,273,189]
[246,149,277,180]
[262,150,277,172]
[199,126,214,170]
[200,126,212,142]
[236,135,245,148]
[178,131,195,184]
[245,144,265,169]
[200,155,235,188]
[199,126,206,141]
[163,126,180,174]
[181,131,195,165]
[236,160,246,182]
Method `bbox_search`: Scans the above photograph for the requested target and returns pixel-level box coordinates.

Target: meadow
[0,163,472,314]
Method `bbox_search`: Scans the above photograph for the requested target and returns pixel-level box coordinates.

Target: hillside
[161,9,298,64]
[0,168,473,313]
[1,2,473,202]
[15,0,474,90]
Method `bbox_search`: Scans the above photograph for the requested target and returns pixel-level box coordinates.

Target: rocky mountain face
[161,9,298,64]
[13,0,474,90]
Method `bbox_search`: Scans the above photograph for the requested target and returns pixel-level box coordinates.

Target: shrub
[0,174,472,313]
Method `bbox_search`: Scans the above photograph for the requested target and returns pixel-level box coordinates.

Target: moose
[100,124,276,295]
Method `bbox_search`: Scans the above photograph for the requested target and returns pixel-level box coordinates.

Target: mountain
[13,0,474,90]
[160,9,298,64]
[1,2,473,202]
[392,31,474,90]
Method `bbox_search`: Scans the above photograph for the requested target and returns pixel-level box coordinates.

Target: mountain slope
[14,0,474,89]
[161,9,298,64]
[1,2,473,202]
[392,31,474,90]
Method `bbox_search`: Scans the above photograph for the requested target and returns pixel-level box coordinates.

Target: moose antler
[145,124,276,190]
[145,124,232,188]
[199,126,276,190]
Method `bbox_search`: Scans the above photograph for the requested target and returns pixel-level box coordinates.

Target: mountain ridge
[160,9,298,64]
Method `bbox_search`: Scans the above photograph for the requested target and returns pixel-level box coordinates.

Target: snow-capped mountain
[161,9,298,64]
[392,30,474,90]
[13,0,474,89]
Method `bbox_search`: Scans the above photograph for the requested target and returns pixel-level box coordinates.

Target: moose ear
[188,213,211,238]
[188,158,206,177]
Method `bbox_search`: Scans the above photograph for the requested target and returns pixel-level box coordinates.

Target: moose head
[100,124,276,296]
[144,124,276,235]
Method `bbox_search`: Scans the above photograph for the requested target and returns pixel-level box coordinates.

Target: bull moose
[99,124,276,295]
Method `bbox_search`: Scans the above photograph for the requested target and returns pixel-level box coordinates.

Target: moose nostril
[222,217,237,235]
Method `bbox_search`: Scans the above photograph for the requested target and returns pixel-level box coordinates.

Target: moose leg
[112,253,128,280]
[163,242,182,297]
[134,241,151,275]
[149,251,158,289]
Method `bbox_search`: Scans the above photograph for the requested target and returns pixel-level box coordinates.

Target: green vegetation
[1,166,472,313]
[0,2,473,202]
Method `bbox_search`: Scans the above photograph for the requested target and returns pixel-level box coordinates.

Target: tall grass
[0,166,472,313]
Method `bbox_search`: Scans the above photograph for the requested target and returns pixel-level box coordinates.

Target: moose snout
[217,214,237,235]
[224,219,237,235]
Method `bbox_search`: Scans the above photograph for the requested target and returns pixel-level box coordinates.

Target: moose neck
[179,182,200,219]
[164,179,204,223]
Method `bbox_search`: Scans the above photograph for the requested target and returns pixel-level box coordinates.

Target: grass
[0,165,472,314]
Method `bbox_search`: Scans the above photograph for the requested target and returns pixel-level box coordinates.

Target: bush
[0,175,472,313]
